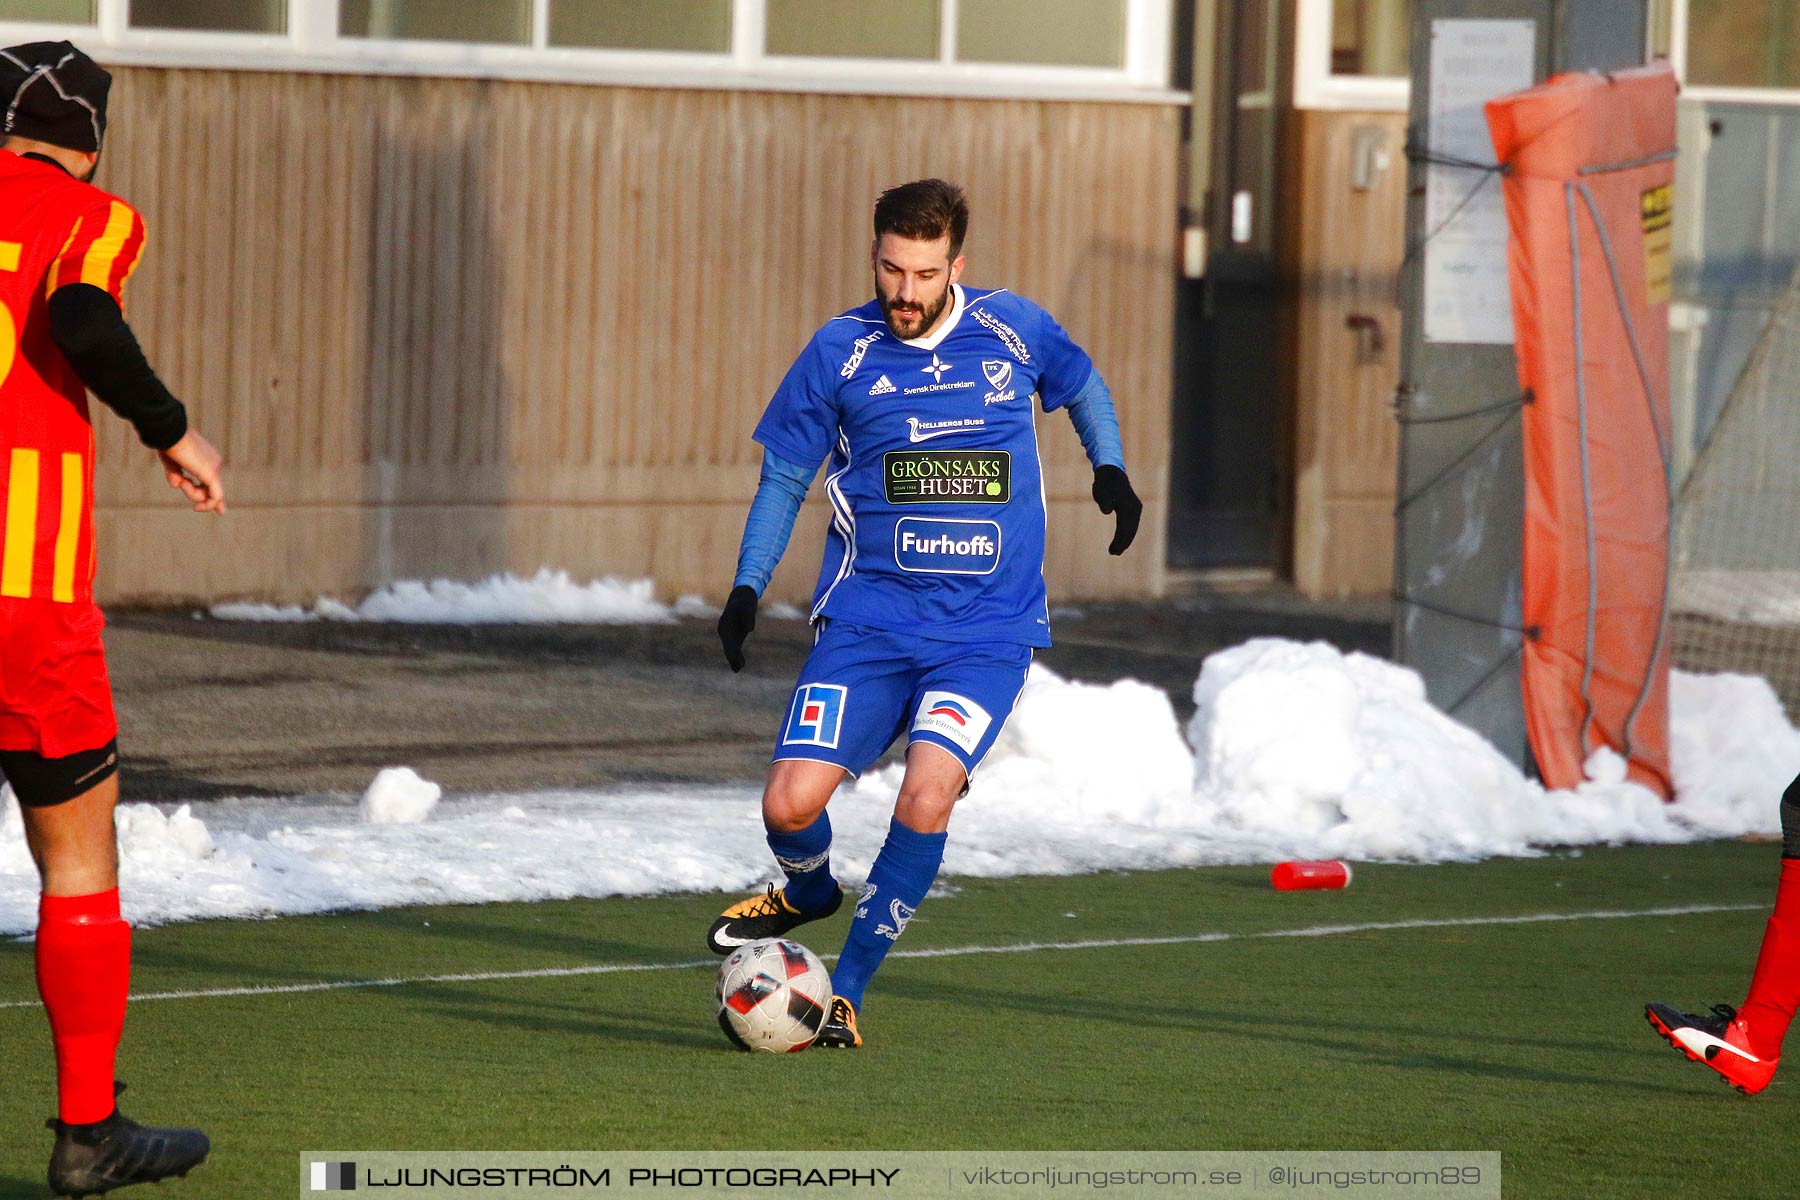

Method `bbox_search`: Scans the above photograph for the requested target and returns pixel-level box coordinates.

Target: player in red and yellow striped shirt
[0,41,217,1196]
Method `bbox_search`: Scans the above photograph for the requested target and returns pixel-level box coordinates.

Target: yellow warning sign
[1641,184,1672,305]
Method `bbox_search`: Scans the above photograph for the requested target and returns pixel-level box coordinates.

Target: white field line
[0,902,1762,1012]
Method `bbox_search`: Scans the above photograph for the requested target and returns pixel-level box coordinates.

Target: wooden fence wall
[87,67,1179,607]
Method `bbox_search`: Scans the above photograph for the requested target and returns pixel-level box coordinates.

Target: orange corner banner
[1487,63,1677,800]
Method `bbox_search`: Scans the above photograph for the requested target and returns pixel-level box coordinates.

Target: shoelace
[1710,1003,1741,1026]
[747,884,784,919]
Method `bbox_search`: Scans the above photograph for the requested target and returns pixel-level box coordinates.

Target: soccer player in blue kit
[709,179,1142,1049]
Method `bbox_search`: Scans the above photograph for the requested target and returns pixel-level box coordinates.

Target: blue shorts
[772,620,1032,779]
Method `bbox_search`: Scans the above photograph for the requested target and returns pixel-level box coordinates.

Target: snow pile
[1175,639,1790,861]
[893,671,1206,878]
[0,788,786,934]
[1668,668,1800,833]
[210,572,813,626]
[869,642,1794,872]
[2,638,1794,933]
[360,767,441,825]
[210,569,675,625]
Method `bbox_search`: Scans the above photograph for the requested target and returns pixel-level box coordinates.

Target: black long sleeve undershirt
[47,282,187,452]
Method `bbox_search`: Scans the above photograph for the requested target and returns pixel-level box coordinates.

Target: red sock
[1740,858,1800,1061]
[35,889,131,1125]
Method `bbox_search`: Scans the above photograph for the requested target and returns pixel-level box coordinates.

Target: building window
[549,0,731,54]
[1330,0,1408,77]
[130,0,284,33]
[0,0,94,20]
[958,0,1127,69]
[764,0,939,60]
[340,0,532,46]
[1686,0,1798,89]
[1293,0,1408,109]
[0,0,1175,99]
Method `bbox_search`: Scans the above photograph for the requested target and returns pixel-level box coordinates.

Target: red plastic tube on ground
[1271,860,1353,891]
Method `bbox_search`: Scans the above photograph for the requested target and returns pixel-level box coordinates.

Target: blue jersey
[753,285,1094,649]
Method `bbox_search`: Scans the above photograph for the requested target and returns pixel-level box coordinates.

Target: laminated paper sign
[1424,19,1537,344]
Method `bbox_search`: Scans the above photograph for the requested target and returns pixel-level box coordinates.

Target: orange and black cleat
[707,883,843,955]
[814,996,862,1049]
[1645,1001,1778,1096]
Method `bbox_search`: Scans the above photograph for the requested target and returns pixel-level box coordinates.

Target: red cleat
[1645,1002,1778,1096]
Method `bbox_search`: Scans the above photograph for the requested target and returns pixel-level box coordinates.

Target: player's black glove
[718,585,759,673]
[1092,465,1142,556]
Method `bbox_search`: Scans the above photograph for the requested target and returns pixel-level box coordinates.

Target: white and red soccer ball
[715,938,832,1053]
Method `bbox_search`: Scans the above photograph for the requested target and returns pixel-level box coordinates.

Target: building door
[1166,0,1285,571]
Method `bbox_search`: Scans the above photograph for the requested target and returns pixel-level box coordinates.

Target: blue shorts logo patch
[783,683,847,748]
[912,689,993,755]
[894,517,1002,576]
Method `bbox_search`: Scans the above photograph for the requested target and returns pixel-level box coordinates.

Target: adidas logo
[869,375,896,396]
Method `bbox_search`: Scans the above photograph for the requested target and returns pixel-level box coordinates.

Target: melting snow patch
[0,639,1793,933]
[210,569,674,625]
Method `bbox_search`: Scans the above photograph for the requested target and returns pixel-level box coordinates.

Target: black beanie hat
[0,41,109,154]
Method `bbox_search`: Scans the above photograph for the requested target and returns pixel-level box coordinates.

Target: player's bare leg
[22,773,120,895]
[761,758,845,834]
[891,740,968,834]
[21,771,209,1196]
[817,742,965,1048]
[707,759,849,954]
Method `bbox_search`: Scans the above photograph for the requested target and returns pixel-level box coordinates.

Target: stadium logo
[869,374,896,396]
[906,416,984,442]
[971,308,1031,362]
[921,353,953,384]
[839,330,884,379]
[912,688,993,754]
[894,518,1001,575]
[782,683,847,749]
[883,450,1010,504]
[310,1162,357,1191]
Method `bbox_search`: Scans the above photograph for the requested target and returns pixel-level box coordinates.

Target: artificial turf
[0,841,1790,1199]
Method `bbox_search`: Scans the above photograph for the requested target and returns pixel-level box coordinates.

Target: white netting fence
[1672,265,1800,716]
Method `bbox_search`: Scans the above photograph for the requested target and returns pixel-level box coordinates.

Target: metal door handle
[1346,313,1385,363]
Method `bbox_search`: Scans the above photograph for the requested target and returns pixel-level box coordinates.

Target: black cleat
[707,883,842,955]
[46,1084,210,1197]
[814,996,862,1049]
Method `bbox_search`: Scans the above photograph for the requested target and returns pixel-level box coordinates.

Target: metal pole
[1392,0,1648,768]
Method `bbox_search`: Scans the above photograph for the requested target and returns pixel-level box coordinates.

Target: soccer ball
[715,938,832,1053]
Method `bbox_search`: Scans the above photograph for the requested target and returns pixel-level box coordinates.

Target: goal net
[1672,265,1800,716]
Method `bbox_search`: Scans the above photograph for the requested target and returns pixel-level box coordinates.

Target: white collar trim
[900,284,965,351]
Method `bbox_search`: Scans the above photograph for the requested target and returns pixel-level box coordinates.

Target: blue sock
[831,817,947,1011]
[767,812,838,914]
